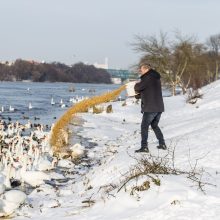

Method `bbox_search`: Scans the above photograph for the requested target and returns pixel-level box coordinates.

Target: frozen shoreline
[3,80,220,219]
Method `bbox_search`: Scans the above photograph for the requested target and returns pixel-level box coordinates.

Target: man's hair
[139,62,152,69]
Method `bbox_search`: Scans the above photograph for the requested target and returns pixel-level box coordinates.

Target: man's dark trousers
[141,112,165,148]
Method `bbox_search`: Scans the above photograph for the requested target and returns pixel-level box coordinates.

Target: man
[134,62,166,153]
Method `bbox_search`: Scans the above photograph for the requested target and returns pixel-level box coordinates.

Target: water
[0,82,121,126]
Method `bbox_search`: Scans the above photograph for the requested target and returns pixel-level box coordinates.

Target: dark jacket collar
[140,69,161,79]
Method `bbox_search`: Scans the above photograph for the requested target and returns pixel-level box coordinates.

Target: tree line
[132,32,220,95]
[0,60,112,84]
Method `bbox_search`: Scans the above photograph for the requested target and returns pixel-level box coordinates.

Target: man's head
[138,62,151,76]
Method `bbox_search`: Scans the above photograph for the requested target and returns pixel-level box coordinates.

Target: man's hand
[134,93,141,99]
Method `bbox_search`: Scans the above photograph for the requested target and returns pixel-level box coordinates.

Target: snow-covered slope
[16,81,220,220]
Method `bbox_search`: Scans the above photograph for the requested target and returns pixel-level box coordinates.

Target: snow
[14,80,220,219]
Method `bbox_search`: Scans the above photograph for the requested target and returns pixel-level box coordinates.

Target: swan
[9,106,14,112]
[70,143,85,159]
[35,154,53,171]
[0,199,20,217]
[0,106,4,113]
[0,190,26,217]
[25,120,31,129]
[0,162,12,196]
[0,172,6,195]
[37,159,52,171]
[20,154,51,187]
[57,159,74,169]
[3,190,26,204]
[51,97,55,105]
[28,102,32,110]
[3,162,12,189]
[0,184,5,195]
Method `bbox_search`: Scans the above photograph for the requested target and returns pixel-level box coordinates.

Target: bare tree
[132,32,204,95]
[207,33,220,81]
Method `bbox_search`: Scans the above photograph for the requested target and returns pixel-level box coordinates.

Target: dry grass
[50,85,126,152]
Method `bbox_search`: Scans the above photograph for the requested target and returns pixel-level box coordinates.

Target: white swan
[36,155,53,171]
[0,173,6,195]
[0,161,12,196]
[9,105,14,112]
[0,190,26,217]
[51,97,55,105]
[0,184,5,195]
[28,102,32,110]
[20,154,51,187]
[3,190,26,204]
[70,143,85,159]
[25,120,31,129]
[57,159,74,169]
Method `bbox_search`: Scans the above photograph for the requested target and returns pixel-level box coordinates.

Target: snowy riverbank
[9,80,220,219]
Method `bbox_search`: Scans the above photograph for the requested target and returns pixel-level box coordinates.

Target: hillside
[14,80,220,219]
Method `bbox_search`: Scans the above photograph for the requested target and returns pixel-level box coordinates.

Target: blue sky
[0,0,219,69]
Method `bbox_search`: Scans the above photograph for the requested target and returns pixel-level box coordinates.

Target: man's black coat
[134,69,164,113]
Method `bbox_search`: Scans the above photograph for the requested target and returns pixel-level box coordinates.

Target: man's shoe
[135,147,149,153]
[157,144,167,150]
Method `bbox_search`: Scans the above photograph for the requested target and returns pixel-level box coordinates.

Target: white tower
[105,57,109,69]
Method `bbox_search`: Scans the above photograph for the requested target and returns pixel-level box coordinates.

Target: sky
[0,0,220,69]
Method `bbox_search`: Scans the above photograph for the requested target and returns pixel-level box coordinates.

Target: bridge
[106,69,138,83]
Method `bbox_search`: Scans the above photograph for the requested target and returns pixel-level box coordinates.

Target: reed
[50,85,126,152]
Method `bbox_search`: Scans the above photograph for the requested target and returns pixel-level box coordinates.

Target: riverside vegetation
[0,60,111,84]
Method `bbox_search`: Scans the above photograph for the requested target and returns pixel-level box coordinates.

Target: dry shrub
[122,101,127,106]
[130,180,150,195]
[50,85,126,152]
[106,104,113,113]
[117,153,176,193]
[186,88,203,104]
[117,146,215,195]
[93,105,104,114]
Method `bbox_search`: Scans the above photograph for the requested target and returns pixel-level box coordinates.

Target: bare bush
[116,146,214,195]
[186,88,203,104]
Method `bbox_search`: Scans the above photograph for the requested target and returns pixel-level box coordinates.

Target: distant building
[0,61,14,66]
[26,60,41,65]
[93,57,108,69]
